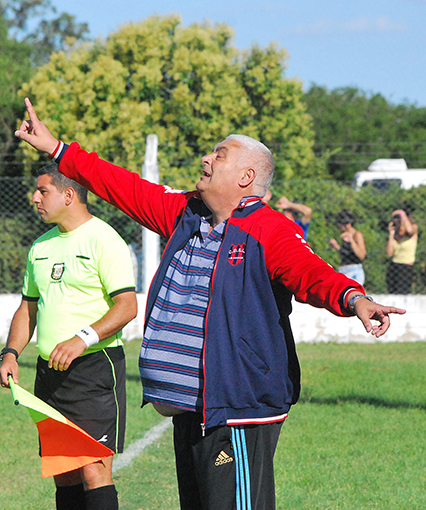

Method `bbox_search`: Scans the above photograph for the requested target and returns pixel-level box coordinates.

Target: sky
[47,0,426,107]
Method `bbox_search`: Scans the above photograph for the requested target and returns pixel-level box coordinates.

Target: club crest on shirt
[227,243,246,266]
[51,262,65,281]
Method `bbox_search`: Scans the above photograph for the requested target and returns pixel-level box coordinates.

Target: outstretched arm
[15,98,58,154]
[346,291,406,338]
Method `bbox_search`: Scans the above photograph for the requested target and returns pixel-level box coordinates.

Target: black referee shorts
[34,347,126,453]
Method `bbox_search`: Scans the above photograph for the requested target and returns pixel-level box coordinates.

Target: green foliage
[25,11,90,66]
[0,216,30,292]
[2,0,89,64]
[0,176,51,292]
[304,85,426,181]
[0,14,31,176]
[0,0,90,176]
[240,44,326,181]
[1,173,425,294]
[1,0,51,33]
[267,180,426,294]
[0,175,139,293]
[19,15,323,184]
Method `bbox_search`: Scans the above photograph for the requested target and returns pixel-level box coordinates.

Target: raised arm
[341,229,367,260]
[15,98,192,239]
[15,98,58,155]
[393,209,418,237]
[276,196,312,224]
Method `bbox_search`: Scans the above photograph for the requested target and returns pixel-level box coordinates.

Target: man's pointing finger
[25,97,39,123]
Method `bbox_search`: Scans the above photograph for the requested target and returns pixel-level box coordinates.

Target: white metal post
[141,134,160,293]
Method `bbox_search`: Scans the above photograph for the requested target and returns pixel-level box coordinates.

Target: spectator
[386,208,418,294]
[264,190,312,240]
[329,209,367,285]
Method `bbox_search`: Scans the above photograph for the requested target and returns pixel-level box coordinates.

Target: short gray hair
[225,134,275,196]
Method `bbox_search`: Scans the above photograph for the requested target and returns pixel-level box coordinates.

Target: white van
[353,159,426,190]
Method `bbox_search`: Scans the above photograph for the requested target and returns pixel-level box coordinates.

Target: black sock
[84,485,118,510]
[55,484,86,510]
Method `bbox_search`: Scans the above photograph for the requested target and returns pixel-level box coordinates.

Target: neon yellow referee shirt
[23,216,135,360]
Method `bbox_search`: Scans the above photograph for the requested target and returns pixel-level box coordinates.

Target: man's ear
[64,187,75,206]
[239,167,256,188]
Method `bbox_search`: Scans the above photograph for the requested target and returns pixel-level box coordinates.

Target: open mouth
[202,170,211,177]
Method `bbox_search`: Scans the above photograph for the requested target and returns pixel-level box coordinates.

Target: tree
[0,14,31,175]
[0,0,89,176]
[25,11,90,65]
[1,0,89,65]
[1,0,48,33]
[19,15,326,185]
[304,85,426,181]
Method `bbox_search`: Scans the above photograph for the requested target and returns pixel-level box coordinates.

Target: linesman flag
[9,376,114,478]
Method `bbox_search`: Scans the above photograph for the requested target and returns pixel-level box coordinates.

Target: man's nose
[32,191,40,203]
[202,153,213,165]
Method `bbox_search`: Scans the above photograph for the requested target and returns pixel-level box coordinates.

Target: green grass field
[1,340,425,510]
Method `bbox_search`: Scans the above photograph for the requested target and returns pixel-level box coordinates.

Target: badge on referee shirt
[51,262,65,280]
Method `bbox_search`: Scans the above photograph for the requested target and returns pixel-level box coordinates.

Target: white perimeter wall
[0,294,424,345]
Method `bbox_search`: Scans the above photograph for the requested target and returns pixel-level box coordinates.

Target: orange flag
[9,377,114,478]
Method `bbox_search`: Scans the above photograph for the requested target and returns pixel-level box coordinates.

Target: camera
[391,214,401,231]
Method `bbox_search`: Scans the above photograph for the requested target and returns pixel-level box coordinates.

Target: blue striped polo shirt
[139,216,226,412]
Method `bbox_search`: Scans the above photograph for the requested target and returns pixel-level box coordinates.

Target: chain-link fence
[0,175,425,294]
[0,176,144,293]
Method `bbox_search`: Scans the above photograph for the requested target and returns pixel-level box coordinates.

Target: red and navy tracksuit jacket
[55,142,363,430]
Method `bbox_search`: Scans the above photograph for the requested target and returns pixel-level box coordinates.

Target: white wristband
[75,326,99,348]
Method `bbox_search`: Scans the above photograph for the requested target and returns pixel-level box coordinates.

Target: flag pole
[8,376,19,405]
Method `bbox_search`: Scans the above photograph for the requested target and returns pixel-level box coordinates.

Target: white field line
[112,417,172,473]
